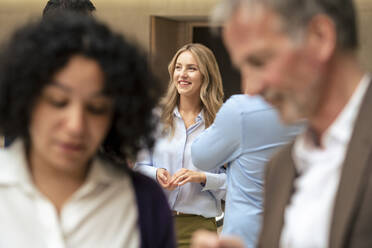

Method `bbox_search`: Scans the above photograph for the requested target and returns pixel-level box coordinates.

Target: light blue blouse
[134,107,226,218]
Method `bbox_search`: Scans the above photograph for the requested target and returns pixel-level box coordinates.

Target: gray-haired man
[192,0,371,247]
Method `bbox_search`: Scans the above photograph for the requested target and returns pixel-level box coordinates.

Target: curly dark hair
[43,0,96,17]
[0,12,160,168]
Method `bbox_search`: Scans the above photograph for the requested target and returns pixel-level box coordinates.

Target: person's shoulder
[227,94,273,113]
[0,140,27,181]
[152,107,162,118]
[221,94,246,112]
[225,94,245,106]
[267,142,294,172]
[213,95,242,121]
[0,139,23,164]
[0,148,10,166]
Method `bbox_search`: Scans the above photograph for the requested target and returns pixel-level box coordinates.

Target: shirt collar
[173,106,204,123]
[293,74,371,172]
[0,139,119,189]
[85,157,123,186]
[0,139,33,187]
[324,74,371,145]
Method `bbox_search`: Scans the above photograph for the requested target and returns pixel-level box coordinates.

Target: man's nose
[261,66,282,89]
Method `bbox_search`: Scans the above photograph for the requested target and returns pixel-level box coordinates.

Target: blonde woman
[135,43,226,247]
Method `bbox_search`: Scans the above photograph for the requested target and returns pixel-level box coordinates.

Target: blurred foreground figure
[193,0,371,247]
[0,13,175,248]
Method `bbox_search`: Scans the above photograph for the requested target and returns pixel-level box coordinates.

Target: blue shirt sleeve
[192,96,242,171]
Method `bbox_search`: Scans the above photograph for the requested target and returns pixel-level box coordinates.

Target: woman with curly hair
[0,12,174,248]
[135,43,226,247]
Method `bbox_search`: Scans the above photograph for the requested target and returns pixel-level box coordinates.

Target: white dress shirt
[134,107,226,218]
[0,140,140,248]
[280,75,371,248]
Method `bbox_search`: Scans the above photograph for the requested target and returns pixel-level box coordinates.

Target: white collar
[0,140,32,185]
[173,106,204,122]
[0,139,121,190]
[324,73,371,145]
[294,74,371,172]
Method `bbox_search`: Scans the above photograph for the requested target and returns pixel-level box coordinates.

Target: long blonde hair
[160,43,224,135]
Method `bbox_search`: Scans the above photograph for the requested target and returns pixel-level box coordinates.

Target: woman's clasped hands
[156,168,206,190]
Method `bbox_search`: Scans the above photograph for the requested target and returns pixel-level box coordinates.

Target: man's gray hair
[211,0,358,50]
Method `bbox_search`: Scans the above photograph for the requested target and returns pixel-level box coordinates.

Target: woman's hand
[156,168,177,191]
[169,168,206,187]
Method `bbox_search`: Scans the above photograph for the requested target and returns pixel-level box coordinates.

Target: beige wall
[356,0,372,71]
[0,0,218,51]
[96,0,218,51]
[0,0,371,70]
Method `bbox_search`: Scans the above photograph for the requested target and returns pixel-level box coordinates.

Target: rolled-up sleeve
[203,171,226,190]
[202,170,227,200]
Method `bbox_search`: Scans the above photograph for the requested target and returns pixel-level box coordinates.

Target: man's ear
[305,14,336,62]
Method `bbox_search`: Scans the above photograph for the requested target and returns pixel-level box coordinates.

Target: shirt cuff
[201,172,226,191]
[133,164,158,181]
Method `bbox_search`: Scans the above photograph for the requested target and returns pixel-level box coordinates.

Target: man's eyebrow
[250,50,275,59]
[241,50,275,66]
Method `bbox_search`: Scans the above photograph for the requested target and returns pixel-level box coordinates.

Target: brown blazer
[258,80,372,248]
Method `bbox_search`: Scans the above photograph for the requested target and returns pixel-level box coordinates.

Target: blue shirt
[191,95,304,247]
[134,107,226,218]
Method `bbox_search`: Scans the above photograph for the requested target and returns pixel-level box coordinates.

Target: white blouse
[0,140,140,248]
[134,107,226,218]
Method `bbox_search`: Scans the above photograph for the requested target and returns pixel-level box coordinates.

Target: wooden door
[150,16,192,89]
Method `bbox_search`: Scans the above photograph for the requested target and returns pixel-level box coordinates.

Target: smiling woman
[134,43,226,248]
[0,12,175,248]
